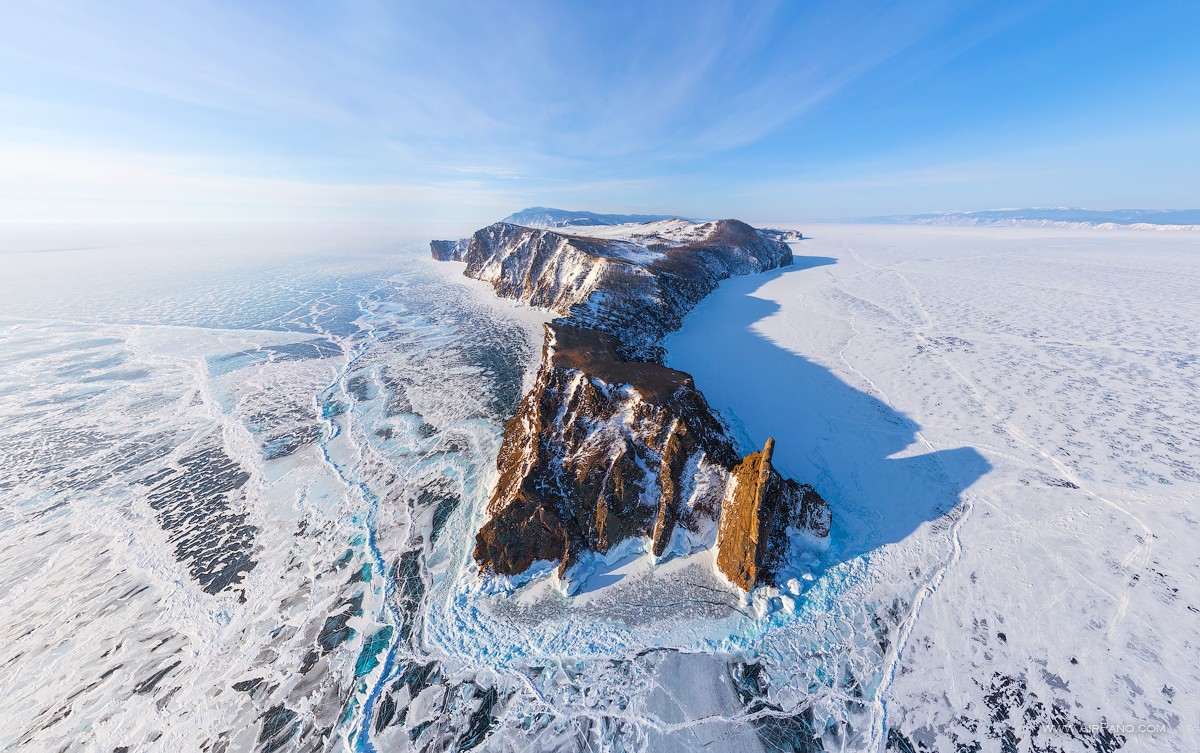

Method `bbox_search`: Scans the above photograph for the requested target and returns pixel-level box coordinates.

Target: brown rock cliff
[472,324,736,577]
[716,438,831,590]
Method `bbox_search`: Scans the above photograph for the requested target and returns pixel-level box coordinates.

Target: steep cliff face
[436,219,794,361]
[432,216,829,591]
[715,438,831,591]
[473,324,735,577]
[429,238,467,262]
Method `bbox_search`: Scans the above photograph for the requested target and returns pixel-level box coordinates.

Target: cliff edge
[431,214,829,591]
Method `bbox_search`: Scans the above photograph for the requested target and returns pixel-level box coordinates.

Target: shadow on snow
[668,253,991,568]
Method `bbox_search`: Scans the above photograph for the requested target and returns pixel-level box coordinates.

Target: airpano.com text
[1086,722,1168,735]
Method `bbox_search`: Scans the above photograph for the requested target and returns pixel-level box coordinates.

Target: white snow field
[665,224,1200,752]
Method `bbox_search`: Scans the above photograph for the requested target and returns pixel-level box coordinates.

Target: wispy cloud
[0,2,982,167]
[1,0,1196,221]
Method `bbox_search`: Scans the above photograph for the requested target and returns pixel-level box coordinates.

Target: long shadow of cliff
[669,256,991,566]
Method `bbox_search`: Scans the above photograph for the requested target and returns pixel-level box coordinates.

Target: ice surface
[862,208,1200,230]
[0,236,544,751]
[1,224,1196,752]
[666,224,1199,751]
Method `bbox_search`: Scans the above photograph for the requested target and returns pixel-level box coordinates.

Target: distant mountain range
[501,207,687,228]
[859,208,1200,229]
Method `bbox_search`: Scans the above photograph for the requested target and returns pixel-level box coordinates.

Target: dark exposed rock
[715,438,830,590]
[434,219,795,361]
[430,239,467,262]
[472,323,736,578]
[433,215,830,589]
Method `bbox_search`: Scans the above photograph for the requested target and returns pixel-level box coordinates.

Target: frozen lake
[1,223,1196,751]
[668,223,1200,751]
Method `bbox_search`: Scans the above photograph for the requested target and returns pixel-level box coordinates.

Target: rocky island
[431,209,830,591]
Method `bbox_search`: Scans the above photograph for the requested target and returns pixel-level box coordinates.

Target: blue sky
[2,0,1197,228]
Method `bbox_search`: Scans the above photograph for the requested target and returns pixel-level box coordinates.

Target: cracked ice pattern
[0,225,1197,752]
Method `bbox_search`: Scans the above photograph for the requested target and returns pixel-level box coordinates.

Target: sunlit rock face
[432,216,829,589]
[473,323,737,577]
[715,438,831,591]
[434,218,794,361]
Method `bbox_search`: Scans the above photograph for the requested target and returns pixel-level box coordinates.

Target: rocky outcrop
[429,238,467,262]
[715,438,831,590]
[472,324,736,577]
[434,219,795,360]
[432,215,830,590]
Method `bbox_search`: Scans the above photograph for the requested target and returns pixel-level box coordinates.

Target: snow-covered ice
[0,223,1196,752]
[666,223,1199,751]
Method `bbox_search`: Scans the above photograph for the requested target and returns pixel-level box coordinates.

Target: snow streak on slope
[668,224,1199,752]
[555,218,718,245]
